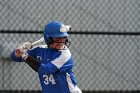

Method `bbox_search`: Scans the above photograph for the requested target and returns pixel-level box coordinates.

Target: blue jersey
[11,45,77,93]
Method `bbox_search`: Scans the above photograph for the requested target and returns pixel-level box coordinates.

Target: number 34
[43,74,56,85]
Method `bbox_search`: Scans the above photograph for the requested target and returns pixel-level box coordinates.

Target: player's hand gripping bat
[16,37,44,55]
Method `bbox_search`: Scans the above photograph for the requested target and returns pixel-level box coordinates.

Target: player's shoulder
[59,46,71,57]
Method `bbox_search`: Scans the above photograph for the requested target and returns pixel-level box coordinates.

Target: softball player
[11,21,82,93]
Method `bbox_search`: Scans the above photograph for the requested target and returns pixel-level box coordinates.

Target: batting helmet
[44,21,71,45]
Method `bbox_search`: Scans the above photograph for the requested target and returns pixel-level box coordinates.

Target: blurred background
[0,0,140,93]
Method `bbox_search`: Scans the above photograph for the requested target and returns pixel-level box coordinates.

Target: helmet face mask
[47,37,70,50]
[44,21,71,48]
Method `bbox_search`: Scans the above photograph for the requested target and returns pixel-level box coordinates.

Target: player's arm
[24,55,72,74]
[24,55,41,72]
[23,54,58,73]
[23,50,73,74]
[38,49,73,74]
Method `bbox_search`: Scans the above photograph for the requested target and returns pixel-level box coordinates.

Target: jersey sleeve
[38,48,73,74]
[10,50,24,62]
[51,49,74,71]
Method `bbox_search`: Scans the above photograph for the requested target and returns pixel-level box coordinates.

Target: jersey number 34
[43,74,56,85]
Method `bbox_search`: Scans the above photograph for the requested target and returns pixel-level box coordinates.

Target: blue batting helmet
[44,21,71,45]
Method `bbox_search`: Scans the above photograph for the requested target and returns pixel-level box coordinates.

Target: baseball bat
[31,37,44,45]
[16,37,44,54]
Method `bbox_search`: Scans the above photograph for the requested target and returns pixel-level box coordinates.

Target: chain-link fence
[0,0,140,93]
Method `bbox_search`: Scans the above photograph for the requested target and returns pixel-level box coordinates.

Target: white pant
[71,86,82,93]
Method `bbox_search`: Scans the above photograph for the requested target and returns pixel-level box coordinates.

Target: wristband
[21,52,28,60]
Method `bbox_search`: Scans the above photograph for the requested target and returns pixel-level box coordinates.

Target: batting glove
[20,42,32,50]
[15,42,32,57]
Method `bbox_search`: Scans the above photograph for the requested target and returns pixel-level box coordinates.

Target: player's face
[50,37,66,50]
